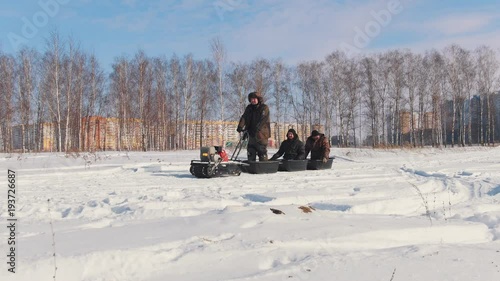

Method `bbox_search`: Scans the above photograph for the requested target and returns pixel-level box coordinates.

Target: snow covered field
[1,147,500,281]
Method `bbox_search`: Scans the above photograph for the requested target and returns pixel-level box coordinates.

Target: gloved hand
[236,127,243,133]
[322,157,328,163]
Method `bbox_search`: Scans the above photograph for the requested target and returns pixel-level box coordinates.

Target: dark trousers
[247,136,268,161]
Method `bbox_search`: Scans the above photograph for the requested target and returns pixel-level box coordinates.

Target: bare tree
[181,54,195,149]
[403,51,422,147]
[110,56,133,150]
[82,54,105,151]
[16,48,39,152]
[461,49,476,146]
[0,53,16,152]
[130,50,153,151]
[361,56,379,147]
[324,52,346,145]
[71,48,86,151]
[151,56,169,150]
[417,52,431,147]
[310,61,326,133]
[374,53,391,147]
[60,38,76,151]
[210,37,227,145]
[386,50,405,146]
[270,59,287,144]
[250,58,272,98]
[168,55,182,150]
[423,50,445,147]
[295,62,315,138]
[227,62,250,121]
[475,46,499,145]
[443,45,470,147]
[195,59,217,148]
[41,31,65,152]
[342,57,363,147]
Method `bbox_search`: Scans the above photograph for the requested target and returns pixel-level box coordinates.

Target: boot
[247,152,257,162]
[259,154,268,161]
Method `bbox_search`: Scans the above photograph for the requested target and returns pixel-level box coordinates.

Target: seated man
[270,129,305,161]
[304,130,330,162]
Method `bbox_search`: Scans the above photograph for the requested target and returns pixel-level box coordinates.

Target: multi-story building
[184,120,239,149]
[12,122,58,152]
[81,117,142,151]
[423,112,434,130]
[400,111,421,134]
[8,116,326,152]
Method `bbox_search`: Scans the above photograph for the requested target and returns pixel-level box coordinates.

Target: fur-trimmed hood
[248,91,264,104]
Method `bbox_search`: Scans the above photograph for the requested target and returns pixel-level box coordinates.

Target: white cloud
[93,10,156,32]
[223,0,398,62]
[402,29,500,54]
[423,14,496,35]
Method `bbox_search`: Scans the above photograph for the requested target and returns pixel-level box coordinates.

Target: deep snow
[1,147,500,281]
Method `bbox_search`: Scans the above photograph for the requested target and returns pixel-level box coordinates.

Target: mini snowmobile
[189,132,249,178]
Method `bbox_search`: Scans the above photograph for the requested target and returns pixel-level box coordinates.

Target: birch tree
[82,54,105,151]
[168,55,182,150]
[0,53,15,152]
[227,62,250,121]
[325,51,346,146]
[210,37,227,144]
[42,31,64,152]
[271,59,288,144]
[403,51,422,147]
[386,50,405,146]
[361,56,379,147]
[16,48,39,152]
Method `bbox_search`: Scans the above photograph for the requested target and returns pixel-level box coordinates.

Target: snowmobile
[189,132,249,178]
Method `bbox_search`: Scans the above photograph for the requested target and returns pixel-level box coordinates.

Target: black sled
[277,159,308,172]
[239,160,280,174]
[306,157,334,170]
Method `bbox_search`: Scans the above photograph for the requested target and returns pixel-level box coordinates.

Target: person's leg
[247,137,257,161]
[257,142,268,161]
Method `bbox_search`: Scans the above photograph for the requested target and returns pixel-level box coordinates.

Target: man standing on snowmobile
[237,92,271,161]
[270,128,305,161]
[304,130,330,163]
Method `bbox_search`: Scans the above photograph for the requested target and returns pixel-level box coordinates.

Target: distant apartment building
[8,116,326,152]
[400,111,422,134]
[12,122,58,152]
[81,117,142,151]
[399,111,436,134]
[184,120,239,149]
[423,112,434,130]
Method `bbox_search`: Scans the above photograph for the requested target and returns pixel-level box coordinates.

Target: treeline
[0,31,499,152]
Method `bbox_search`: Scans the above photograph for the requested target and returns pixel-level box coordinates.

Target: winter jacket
[237,93,271,145]
[270,129,305,160]
[304,134,330,160]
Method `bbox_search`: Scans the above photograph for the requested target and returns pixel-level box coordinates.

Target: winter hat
[311,130,320,137]
[248,91,261,103]
[287,128,298,139]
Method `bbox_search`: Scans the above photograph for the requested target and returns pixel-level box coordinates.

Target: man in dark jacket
[237,92,271,161]
[270,128,305,161]
[305,130,330,162]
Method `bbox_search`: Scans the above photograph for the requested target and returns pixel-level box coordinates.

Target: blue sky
[1,0,500,72]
